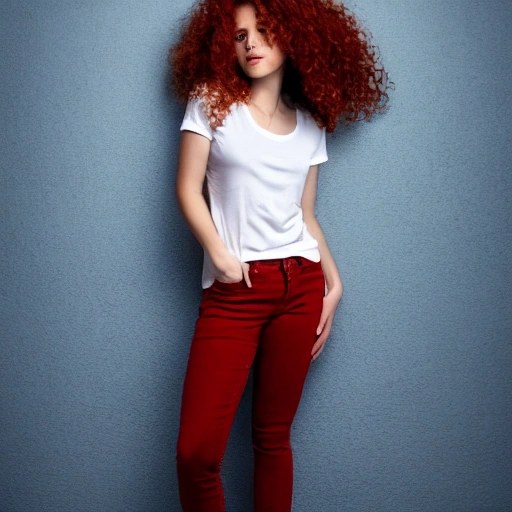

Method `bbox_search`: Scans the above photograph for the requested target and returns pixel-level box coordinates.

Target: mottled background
[1,0,511,510]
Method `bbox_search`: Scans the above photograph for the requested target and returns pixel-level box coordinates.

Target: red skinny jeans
[176,257,325,511]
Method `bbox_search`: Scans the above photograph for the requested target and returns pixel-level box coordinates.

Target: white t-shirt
[180,98,328,288]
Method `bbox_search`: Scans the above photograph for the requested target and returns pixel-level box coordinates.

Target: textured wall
[1,0,511,511]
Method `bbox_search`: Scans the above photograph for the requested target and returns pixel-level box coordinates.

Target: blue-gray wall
[1,1,511,511]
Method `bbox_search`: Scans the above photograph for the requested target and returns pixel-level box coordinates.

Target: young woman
[169,0,389,510]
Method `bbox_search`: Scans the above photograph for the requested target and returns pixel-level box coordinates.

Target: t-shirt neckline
[241,104,299,141]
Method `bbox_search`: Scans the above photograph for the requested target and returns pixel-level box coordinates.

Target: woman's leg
[251,259,325,512]
[176,278,280,512]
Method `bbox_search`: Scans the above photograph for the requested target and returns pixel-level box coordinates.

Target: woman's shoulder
[297,108,326,137]
[181,87,217,140]
[295,108,327,163]
[186,84,214,112]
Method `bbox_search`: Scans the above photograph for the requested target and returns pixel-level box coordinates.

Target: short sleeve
[180,97,214,141]
[310,128,328,166]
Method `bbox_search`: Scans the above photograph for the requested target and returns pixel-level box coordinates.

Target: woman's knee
[252,422,291,453]
[176,433,224,476]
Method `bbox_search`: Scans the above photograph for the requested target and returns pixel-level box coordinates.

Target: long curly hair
[169,0,391,132]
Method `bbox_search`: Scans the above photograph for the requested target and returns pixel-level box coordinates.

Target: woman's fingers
[312,292,340,360]
[311,343,325,361]
[311,317,332,359]
[242,262,252,288]
[316,313,326,336]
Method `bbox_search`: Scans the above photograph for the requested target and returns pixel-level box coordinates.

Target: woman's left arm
[302,164,343,360]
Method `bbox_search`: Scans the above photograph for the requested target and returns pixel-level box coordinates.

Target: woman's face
[233,3,286,81]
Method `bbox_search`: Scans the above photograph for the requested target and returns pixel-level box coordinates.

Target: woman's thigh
[251,260,325,428]
[177,276,283,457]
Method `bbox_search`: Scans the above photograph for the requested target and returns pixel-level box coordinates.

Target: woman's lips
[246,55,263,65]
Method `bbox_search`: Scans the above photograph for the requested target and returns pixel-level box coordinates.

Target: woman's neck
[249,70,284,116]
[247,68,297,134]
[247,98,297,136]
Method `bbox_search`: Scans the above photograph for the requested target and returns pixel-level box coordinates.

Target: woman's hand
[212,250,252,287]
[311,285,342,361]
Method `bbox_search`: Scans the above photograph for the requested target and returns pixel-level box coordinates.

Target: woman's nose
[245,31,260,51]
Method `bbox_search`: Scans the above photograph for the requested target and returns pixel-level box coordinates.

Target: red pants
[176,257,325,512]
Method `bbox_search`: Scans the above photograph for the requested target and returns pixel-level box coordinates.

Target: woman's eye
[234,33,246,42]
[258,28,267,34]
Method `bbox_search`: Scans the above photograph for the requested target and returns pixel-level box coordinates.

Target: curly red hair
[169,0,391,132]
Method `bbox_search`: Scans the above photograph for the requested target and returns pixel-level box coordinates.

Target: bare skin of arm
[175,130,251,286]
[301,164,343,360]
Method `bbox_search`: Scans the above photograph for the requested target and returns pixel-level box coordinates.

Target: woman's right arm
[176,130,249,284]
